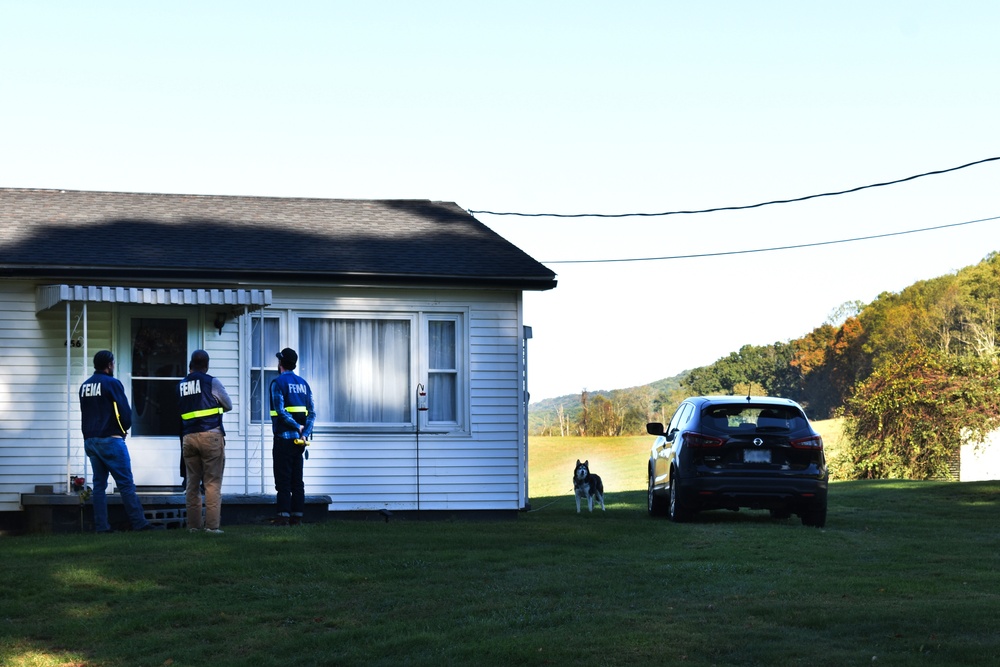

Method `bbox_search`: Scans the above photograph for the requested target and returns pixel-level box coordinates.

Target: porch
[20,486,332,534]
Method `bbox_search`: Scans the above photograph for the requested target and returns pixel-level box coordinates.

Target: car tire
[668,473,691,523]
[648,473,667,517]
[800,505,827,528]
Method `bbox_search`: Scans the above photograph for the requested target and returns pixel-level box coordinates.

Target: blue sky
[3,2,999,400]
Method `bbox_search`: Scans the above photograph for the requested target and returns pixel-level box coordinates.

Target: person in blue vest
[179,349,233,534]
[270,347,316,526]
[79,350,163,532]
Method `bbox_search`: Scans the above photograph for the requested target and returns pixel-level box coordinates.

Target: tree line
[529,251,1000,479]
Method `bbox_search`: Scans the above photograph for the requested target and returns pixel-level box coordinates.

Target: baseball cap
[276,348,298,368]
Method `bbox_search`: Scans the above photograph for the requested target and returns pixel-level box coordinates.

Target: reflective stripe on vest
[113,401,127,435]
[269,406,309,417]
[181,407,225,421]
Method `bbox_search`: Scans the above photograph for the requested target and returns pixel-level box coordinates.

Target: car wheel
[648,473,667,517]
[668,474,691,523]
[800,505,827,528]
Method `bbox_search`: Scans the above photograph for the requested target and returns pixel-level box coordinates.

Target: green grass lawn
[3,428,998,667]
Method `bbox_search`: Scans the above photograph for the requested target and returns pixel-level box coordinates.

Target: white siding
[0,281,529,513]
[266,286,526,511]
[961,430,1000,481]
[0,282,112,509]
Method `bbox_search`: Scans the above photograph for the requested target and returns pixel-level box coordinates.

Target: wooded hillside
[530,251,1000,479]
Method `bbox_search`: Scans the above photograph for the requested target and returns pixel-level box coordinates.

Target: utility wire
[542,215,1000,264]
[469,156,1000,218]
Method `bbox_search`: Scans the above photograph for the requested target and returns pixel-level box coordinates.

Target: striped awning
[36,284,272,313]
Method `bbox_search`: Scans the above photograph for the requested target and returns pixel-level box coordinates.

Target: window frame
[424,313,464,428]
[249,313,285,425]
[293,307,468,434]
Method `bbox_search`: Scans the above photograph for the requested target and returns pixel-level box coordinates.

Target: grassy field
[528,418,848,501]
[4,424,999,667]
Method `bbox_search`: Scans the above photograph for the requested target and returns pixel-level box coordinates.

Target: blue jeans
[84,437,150,531]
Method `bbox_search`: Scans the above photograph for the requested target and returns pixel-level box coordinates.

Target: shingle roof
[0,188,556,290]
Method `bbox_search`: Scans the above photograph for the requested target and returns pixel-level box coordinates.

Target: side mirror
[646,422,665,436]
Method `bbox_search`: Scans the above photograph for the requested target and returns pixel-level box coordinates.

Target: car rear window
[701,404,808,433]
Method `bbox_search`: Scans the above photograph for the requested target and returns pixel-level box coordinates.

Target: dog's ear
[583,460,589,466]
[576,459,581,466]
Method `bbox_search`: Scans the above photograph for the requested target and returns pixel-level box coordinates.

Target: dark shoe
[96,528,115,534]
[289,516,302,526]
[138,523,167,531]
[272,516,290,527]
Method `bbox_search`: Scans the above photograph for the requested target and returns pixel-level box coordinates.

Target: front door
[118,307,200,487]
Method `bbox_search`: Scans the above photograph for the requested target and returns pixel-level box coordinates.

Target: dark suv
[646,396,828,527]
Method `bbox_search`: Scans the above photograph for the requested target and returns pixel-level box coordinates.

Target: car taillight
[790,435,824,450]
[682,432,724,448]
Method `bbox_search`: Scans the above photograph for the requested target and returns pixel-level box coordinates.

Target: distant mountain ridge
[528,375,685,436]
[530,375,684,410]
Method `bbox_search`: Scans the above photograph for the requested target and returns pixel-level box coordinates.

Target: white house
[0,188,556,527]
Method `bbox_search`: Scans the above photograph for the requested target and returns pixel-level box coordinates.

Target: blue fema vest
[179,371,225,436]
[270,373,310,430]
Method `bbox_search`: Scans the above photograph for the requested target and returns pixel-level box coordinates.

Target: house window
[250,315,281,423]
[302,317,412,424]
[428,318,457,423]
[298,312,464,428]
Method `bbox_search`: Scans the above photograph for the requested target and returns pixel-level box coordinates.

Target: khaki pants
[182,431,226,530]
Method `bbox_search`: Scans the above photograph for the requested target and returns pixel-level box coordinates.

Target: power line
[542,215,1000,264]
[469,156,1000,219]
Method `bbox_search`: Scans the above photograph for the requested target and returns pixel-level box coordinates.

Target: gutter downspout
[521,323,532,511]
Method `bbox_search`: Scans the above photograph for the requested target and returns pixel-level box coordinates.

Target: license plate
[744,449,771,463]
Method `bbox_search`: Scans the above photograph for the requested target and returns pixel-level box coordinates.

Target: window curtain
[301,318,410,423]
[428,320,456,422]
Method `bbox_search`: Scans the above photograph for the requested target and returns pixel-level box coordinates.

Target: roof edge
[4,267,558,292]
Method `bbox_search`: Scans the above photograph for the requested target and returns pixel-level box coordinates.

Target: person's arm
[111,378,132,435]
[212,378,233,412]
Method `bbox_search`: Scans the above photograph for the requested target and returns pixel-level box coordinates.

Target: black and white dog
[573,459,605,513]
